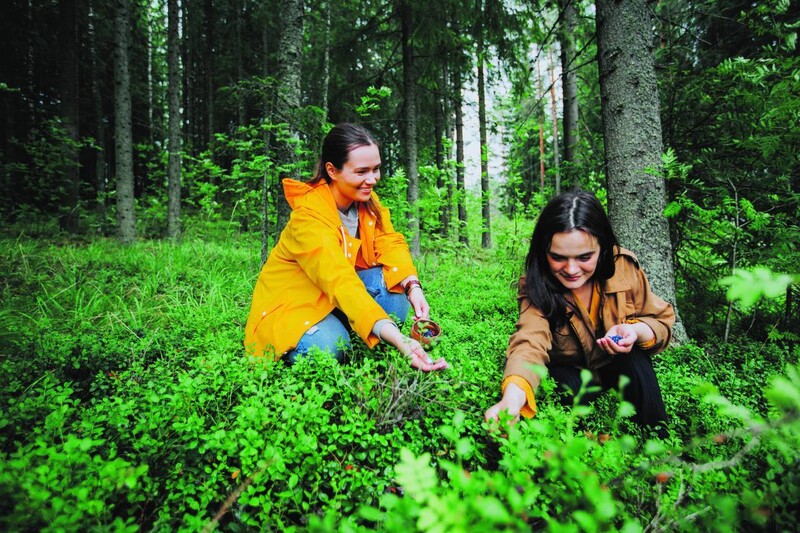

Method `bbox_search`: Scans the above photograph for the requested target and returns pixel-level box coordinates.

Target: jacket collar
[282,178,341,228]
[603,247,638,294]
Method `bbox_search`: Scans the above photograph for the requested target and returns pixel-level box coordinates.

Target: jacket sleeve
[372,202,418,291]
[628,261,675,354]
[285,210,389,347]
[502,293,553,393]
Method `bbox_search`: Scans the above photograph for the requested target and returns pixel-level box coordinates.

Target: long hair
[309,123,383,228]
[523,191,619,330]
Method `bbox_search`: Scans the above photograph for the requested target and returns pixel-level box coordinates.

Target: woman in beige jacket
[485,191,674,431]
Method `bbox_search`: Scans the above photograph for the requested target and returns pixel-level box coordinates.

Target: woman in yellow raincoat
[244,123,448,372]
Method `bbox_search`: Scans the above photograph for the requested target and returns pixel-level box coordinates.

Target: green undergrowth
[0,233,798,531]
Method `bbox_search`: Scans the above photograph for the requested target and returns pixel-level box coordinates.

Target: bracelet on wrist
[404,279,422,296]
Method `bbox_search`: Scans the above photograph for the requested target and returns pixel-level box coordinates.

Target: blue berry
[610,335,623,344]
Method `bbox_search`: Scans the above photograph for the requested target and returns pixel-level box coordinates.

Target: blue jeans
[285,267,410,364]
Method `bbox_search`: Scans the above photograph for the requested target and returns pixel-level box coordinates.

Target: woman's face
[546,229,601,290]
[326,143,381,210]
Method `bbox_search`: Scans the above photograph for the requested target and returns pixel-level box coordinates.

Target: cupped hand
[401,336,448,372]
[596,323,636,354]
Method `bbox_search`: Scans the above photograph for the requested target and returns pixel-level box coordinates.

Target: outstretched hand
[484,382,526,427]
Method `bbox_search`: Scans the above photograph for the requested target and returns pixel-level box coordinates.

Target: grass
[0,226,798,531]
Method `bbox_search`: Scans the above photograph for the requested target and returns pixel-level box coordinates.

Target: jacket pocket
[549,332,582,366]
[250,297,286,337]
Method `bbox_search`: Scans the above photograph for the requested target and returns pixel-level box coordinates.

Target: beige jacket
[503,248,675,392]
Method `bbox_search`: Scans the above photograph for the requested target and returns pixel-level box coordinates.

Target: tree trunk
[559,0,579,174]
[260,23,272,264]
[115,0,136,244]
[88,2,107,216]
[320,0,330,126]
[401,0,420,255]
[596,0,687,343]
[205,0,214,145]
[59,0,80,233]
[434,63,447,236]
[440,62,452,237]
[454,62,467,245]
[548,46,561,196]
[235,0,245,127]
[271,0,303,242]
[477,4,491,249]
[167,0,182,241]
[182,1,192,147]
[146,12,154,143]
[537,54,545,191]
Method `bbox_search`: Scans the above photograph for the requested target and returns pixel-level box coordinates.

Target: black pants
[548,348,668,428]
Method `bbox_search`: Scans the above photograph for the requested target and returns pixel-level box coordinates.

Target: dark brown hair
[524,191,619,330]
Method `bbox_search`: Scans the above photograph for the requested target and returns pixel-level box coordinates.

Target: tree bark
[167,0,182,241]
[115,0,136,244]
[260,23,274,264]
[401,0,420,255]
[537,54,545,191]
[596,0,687,342]
[271,0,303,244]
[559,0,579,173]
[440,62,452,237]
[205,0,214,146]
[434,62,447,236]
[548,46,561,196]
[235,0,245,127]
[320,0,330,126]
[88,1,107,216]
[477,2,491,249]
[58,0,80,233]
[454,61,467,245]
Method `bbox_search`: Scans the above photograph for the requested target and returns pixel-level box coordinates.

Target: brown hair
[309,123,384,229]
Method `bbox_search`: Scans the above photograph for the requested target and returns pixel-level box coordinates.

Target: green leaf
[394,448,438,500]
[477,497,511,522]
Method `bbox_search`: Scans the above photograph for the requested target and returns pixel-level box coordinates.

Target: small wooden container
[410,319,442,348]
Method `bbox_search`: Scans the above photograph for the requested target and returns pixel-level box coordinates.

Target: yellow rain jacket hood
[244,178,418,359]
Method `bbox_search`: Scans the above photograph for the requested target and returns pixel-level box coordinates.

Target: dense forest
[1,0,799,530]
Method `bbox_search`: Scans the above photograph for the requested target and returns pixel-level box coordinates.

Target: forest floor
[1,227,798,531]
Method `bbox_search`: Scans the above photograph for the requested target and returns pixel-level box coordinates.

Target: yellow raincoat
[244,178,418,359]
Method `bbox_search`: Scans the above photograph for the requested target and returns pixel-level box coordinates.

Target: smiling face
[546,229,601,290]
[326,143,381,211]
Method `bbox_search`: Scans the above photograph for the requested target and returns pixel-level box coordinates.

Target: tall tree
[167,0,182,240]
[88,1,107,216]
[558,0,579,174]
[401,0,420,255]
[476,0,491,248]
[269,0,303,257]
[548,46,561,196]
[453,42,468,245]
[204,0,214,145]
[596,0,686,341]
[58,0,81,233]
[435,62,449,237]
[115,0,136,244]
